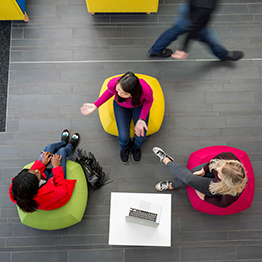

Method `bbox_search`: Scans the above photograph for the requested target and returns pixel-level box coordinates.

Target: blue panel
[15,0,26,14]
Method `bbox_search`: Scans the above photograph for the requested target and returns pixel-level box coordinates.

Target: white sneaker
[152,147,174,162]
[155,181,172,191]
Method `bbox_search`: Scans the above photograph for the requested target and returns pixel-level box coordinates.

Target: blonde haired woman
[153,147,247,207]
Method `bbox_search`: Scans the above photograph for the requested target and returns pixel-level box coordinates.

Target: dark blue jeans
[40,141,73,179]
[113,100,149,151]
[150,3,228,59]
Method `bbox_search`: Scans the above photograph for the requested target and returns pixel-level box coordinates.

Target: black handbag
[75,149,111,190]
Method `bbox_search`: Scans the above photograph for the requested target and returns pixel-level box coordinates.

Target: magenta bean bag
[186,146,255,215]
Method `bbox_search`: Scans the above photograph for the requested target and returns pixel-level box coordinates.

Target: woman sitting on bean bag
[152,147,247,207]
[9,130,80,213]
[80,71,154,164]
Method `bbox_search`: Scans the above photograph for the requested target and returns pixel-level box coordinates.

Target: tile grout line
[10,58,262,64]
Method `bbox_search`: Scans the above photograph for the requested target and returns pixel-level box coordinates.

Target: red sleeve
[44,166,68,202]
[30,160,46,173]
[52,166,67,187]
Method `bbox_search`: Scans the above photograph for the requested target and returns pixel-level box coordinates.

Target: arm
[30,160,46,173]
[47,155,68,200]
[193,168,205,176]
[94,78,118,108]
[39,166,68,204]
[93,89,114,108]
[134,79,154,137]
[138,79,154,120]
[81,78,118,115]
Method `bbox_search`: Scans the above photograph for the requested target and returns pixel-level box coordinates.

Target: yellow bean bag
[85,0,159,14]
[98,74,165,138]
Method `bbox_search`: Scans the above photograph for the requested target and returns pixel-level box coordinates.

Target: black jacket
[182,0,218,51]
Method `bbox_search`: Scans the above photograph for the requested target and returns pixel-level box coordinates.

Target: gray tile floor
[1,0,262,261]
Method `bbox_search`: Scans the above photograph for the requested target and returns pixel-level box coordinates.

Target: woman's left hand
[41,152,53,165]
[196,190,205,200]
[134,119,148,137]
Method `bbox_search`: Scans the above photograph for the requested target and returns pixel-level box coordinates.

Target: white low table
[108,192,172,247]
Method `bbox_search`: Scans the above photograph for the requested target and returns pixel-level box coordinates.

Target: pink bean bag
[186,146,255,215]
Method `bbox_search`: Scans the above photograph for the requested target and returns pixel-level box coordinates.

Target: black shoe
[61,129,70,144]
[120,149,130,164]
[69,132,80,151]
[131,148,141,163]
[148,48,173,57]
[223,51,245,61]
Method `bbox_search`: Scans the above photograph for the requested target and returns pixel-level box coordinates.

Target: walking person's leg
[113,100,132,164]
[148,3,190,56]
[198,27,244,61]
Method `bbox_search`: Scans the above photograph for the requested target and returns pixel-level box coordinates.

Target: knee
[118,131,130,143]
[44,145,52,152]
[135,135,146,143]
[57,147,67,157]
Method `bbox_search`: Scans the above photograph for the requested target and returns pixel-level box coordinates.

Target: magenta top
[94,77,154,120]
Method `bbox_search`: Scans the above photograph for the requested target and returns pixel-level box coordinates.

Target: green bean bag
[17,160,88,230]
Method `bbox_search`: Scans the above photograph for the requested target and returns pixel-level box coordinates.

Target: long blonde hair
[208,159,247,196]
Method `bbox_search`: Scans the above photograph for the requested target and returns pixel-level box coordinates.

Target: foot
[61,129,70,144]
[155,181,172,191]
[120,149,130,164]
[148,48,173,57]
[152,147,174,162]
[131,148,141,163]
[223,51,245,61]
[69,132,80,151]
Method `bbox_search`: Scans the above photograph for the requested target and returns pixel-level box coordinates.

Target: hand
[80,103,97,116]
[41,152,53,165]
[134,119,148,137]
[51,154,62,168]
[196,190,205,200]
[171,50,189,60]
[193,168,205,176]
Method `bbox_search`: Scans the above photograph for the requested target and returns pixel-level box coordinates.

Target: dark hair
[11,169,39,213]
[116,72,142,106]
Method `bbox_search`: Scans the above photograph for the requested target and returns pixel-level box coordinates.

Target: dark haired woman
[9,130,80,213]
[81,72,154,164]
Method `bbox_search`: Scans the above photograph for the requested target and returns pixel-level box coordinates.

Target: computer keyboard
[129,208,158,222]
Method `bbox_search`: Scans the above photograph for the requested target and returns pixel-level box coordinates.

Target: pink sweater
[94,77,154,120]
